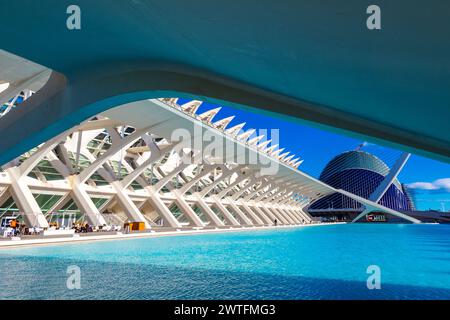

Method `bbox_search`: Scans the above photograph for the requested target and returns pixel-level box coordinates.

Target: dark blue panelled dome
[309,151,413,212]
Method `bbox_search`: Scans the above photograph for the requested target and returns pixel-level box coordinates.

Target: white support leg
[275,206,296,224]
[6,167,48,228]
[256,204,278,224]
[195,196,225,227]
[111,181,152,229]
[211,196,241,226]
[171,191,206,227]
[281,206,301,223]
[70,177,107,226]
[240,202,265,225]
[145,189,183,228]
[250,204,274,225]
[227,200,254,226]
[266,207,290,225]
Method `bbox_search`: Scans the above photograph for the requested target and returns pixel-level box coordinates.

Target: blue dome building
[308,151,415,221]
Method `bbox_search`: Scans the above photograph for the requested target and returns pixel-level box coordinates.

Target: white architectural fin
[257,139,272,150]
[213,116,235,130]
[181,100,203,114]
[278,151,290,160]
[248,135,264,146]
[226,122,246,137]
[198,107,222,123]
[265,144,278,154]
[161,98,179,106]
[237,129,255,142]
[271,147,284,157]
[293,159,304,168]
[284,154,295,163]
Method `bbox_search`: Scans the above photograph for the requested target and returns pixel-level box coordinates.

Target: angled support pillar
[18,130,70,177]
[77,127,150,184]
[198,165,240,198]
[290,208,305,224]
[69,176,107,226]
[270,206,294,224]
[250,204,274,225]
[273,206,296,224]
[279,206,301,223]
[211,196,240,226]
[215,170,258,199]
[194,195,225,227]
[261,206,289,225]
[5,167,48,228]
[294,199,314,222]
[145,188,183,228]
[171,194,206,227]
[112,141,180,229]
[352,153,413,223]
[255,203,277,222]
[227,200,254,225]
[231,176,266,201]
[110,181,151,229]
[298,208,313,223]
[240,202,265,225]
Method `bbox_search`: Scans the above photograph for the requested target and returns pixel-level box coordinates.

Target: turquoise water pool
[1,224,450,300]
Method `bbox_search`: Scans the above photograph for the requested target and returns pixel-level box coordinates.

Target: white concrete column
[240,202,265,225]
[273,206,296,224]
[264,206,290,225]
[70,176,107,226]
[194,196,225,227]
[279,205,301,223]
[286,208,305,223]
[256,204,278,223]
[171,190,206,227]
[277,204,300,224]
[250,204,274,225]
[211,196,240,226]
[227,200,254,225]
[111,181,151,229]
[145,188,183,228]
[6,167,49,228]
[293,207,312,223]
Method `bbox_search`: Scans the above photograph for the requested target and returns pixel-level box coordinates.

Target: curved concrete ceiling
[1,0,449,162]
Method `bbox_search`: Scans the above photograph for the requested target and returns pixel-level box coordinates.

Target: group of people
[1,218,123,238]
[1,218,39,237]
[71,222,94,233]
[71,223,121,233]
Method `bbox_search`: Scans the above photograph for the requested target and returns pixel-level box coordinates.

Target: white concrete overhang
[101,99,338,200]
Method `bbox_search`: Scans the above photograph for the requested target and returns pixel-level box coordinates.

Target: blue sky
[178,98,450,211]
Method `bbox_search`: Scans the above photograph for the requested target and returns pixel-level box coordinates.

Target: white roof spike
[257,139,272,150]
[213,116,235,131]
[265,144,278,154]
[248,135,264,146]
[198,107,222,123]
[289,157,300,165]
[278,151,290,160]
[181,100,203,114]
[294,160,304,168]
[226,122,246,137]
[284,154,295,163]
[161,98,179,106]
[271,148,285,157]
[237,129,256,142]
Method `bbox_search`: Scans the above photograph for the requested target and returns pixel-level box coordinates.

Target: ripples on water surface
[1,224,450,299]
